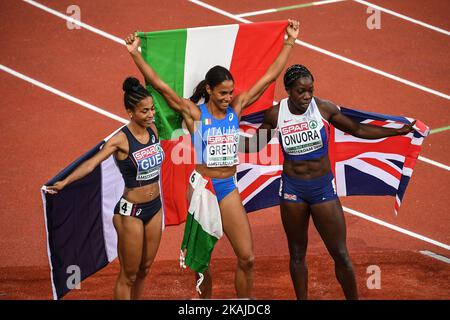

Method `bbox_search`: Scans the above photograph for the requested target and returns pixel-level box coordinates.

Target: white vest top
[276,98,329,161]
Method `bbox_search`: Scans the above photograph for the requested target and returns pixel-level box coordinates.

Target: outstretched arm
[239,105,278,153]
[233,19,300,116]
[322,100,416,139]
[45,135,122,194]
[125,33,195,123]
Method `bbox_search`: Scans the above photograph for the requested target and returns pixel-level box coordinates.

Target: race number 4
[119,198,134,216]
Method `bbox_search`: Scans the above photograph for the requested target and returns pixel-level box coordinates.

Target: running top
[192,104,240,167]
[277,98,329,161]
[115,126,164,188]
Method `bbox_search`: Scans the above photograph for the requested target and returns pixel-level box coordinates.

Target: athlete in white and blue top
[243,64,416,300]
[277,96,329,161]
[126,21,300,299]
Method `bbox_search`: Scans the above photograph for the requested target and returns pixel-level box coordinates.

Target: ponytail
[190,80,209,104]
[189,65,234,104]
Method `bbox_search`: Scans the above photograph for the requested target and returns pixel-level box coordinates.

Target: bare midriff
[283,155,332,180]
[123,182,160,204]
[195,163,237,179]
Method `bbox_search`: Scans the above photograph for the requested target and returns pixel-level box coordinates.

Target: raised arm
[320,99,416,139]
[239,105,279,153]
[125,33,196,124]
[233,19,300,116]
[45,134,123,194]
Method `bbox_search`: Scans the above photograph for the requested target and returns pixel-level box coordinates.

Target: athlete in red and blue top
[243,64,416,300]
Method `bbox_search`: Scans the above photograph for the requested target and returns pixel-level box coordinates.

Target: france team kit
[114,126,164,224]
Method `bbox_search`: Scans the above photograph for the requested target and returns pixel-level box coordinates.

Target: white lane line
[23,0,450,101]
[0,64,128,124]
[19,0,450,170]
[235,0,450,37]
[189,0,450,101]
[315,0,346,5]
[2,63,448,252]
[236,9,276,18]
[343,206,450,251]
[354,0,450,36]
[188,0,250,23]
[419,250,450,264]
[418,156,450,171]
[236,0,346,18]
[23,0,125,45]
[295,38,450,101]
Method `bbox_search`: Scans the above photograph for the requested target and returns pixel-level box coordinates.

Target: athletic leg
[112,215,144,300]
[131,210,163,300]
[310,199,358,300]
[219,189,254,298]
[280,200,311,300]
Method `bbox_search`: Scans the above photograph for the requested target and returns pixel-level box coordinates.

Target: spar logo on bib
[207,135,235,145]
[281,121,309,135]
[280,120,323,155]
[206,134,239,167]
[200,126,240,167]
[132,144,164,180]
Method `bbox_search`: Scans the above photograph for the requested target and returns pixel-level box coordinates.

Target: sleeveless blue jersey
[192,104,240,167]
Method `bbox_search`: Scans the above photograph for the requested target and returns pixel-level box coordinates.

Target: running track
[0,0,448,299]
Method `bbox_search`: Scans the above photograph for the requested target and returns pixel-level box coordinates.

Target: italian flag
[180,172,223,276]
[137,21,286,225]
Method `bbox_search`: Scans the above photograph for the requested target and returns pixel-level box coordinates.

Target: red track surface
[0,0,448,299]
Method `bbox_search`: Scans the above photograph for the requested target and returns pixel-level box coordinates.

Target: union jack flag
[237,106,429,214]
[237,111,283,212]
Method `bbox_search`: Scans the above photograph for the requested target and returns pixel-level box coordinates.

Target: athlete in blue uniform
[125,20,300,298]
[191,103,241,201]
[243,64,416,299]
[46,77,164,300]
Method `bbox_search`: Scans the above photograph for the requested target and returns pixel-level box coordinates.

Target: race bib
[205,133,239,167]
[132,143,164,181]
[280,120,323,155]
[118,198,134,216]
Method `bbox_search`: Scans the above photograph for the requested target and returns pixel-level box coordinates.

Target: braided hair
[123,77,151,110]
[190,65,234,104]
[283,64,314,90]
